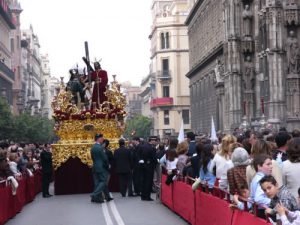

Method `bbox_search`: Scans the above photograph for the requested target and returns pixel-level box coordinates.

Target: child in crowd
[260,175,299,218]
[250,154,273,218]
[230,185,252,211]
[276,188,300,225]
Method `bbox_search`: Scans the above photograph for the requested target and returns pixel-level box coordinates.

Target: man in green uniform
[90,133,112,203]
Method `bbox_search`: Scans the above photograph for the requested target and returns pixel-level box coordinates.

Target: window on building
[166,32,170,49]
[160,32,170,49]
[182,109,190,124]
[10,38,14,52]
[17,36,20,49]
[164,110,170,125]
[162,59,169,76]
[160,33,165,49]
[163,86,170,97]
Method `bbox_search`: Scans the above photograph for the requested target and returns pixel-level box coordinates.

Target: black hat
[95,133,103,140]
[132,136,140,141]
[148,136,158,142]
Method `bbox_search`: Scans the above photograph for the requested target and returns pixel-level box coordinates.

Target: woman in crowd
[227,147,250,195]
[176,141,189,175]
[199,144,216,189]
[164,149,178,185]
[282,137,300,199]
[209,134,236,189]
[8,153,21,177]
[0,149,13,181]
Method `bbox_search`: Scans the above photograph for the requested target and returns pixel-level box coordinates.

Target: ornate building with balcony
[186,0,300,133]
[0,0,16,106]
[141,0,191,138]
[9,0,22,115]
[20,25,43,115]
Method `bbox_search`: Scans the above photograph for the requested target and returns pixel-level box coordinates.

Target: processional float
[51,43,126,194]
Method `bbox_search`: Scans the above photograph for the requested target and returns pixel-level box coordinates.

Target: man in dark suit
[140,137,157,201]
[131,136,142,196]
[187,131,196,156]
[40,143,53,198]
[114,138,133,197]
[90,134,112,203]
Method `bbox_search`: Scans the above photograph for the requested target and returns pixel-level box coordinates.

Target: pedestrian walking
[90,134,113,203]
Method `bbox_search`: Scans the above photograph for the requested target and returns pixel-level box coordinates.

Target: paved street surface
[6,185,188,225]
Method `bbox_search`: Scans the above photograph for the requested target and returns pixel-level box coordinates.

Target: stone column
[284,3,300,130]
[265,4,285,128]
[224,0,243,131]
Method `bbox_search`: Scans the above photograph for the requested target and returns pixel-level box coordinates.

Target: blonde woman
[209,134,237,189]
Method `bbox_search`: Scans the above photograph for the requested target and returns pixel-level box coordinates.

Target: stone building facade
[140,0,191,138]
[186,0,300,133]
[0,0,15,107]
[20,25,43,115]
[9,0,22,115]
[122,83,142,120]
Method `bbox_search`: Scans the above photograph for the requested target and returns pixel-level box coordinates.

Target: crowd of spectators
[155,128,300,225]
[0,142,51,197]
[2,127,300,224]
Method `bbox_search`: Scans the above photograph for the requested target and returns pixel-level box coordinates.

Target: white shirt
[282,160,300,200]
[209,153,233,188]
[281,211,300,225]
[166,158,178,170]
[8,161,19,175]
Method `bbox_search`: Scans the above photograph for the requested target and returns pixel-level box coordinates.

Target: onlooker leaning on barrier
[282,137,300,200]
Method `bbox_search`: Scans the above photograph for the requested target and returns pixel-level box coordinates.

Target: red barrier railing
[160,174,271,225]
[0,171,42,225]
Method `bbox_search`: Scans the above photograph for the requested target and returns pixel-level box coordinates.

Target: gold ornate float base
[52,117,123,170]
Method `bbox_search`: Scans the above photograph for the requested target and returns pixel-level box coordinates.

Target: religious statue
[243,56,255,91]
[83,57,108,110]
[286,30,300,74]
[214,60,224,83]
[242,5,253,37]
[66,68,86,107]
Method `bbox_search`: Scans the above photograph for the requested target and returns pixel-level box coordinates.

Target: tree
[13,113,55,143]
[124,115,152,139]
[0,97,13,140]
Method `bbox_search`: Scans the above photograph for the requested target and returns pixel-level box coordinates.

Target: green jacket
[90,143,109,173]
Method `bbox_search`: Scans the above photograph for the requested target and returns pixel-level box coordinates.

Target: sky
[19,0,152,86]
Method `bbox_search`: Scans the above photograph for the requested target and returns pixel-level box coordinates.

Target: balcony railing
[150,97,173,108]
[0,61,15,81]
[156,70,171,82]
